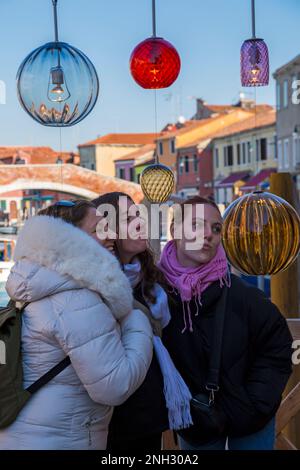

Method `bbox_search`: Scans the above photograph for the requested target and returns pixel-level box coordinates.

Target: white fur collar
[13,215,133,319]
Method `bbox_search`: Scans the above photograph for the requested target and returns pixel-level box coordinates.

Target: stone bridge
[0,164,144,202]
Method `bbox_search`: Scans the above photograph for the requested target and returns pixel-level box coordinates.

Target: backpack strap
[15,301,72,395]
[16,301,30,311]
[26,356,71,395]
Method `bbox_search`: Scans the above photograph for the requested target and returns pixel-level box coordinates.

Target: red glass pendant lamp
[130,0,181,89]
[134,0,177,203]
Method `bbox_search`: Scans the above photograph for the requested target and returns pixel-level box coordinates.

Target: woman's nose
[204,226,213,239]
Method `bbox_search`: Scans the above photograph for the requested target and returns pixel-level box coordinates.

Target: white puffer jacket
[0,216,153,450]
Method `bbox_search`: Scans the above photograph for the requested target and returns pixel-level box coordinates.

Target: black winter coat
[162,274,293,439]
[107,283,169,445]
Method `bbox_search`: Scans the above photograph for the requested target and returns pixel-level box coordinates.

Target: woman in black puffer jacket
[160,196,293,450]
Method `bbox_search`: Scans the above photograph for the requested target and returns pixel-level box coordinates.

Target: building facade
[156,107,256,191]
[273,55,300,181]
[114,144,155,183]
[176,139,213,199]
[134,158,155,184]
[213,110,277,204]
[78,134,157,177]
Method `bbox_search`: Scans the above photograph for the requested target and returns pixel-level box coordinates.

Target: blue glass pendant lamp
[16,0,99,126]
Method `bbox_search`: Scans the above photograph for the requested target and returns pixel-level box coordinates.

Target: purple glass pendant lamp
[241,0,269,86]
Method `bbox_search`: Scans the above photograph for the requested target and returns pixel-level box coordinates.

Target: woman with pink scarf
[159,196,292,450]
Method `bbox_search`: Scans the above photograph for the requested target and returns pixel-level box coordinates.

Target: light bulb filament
[250,65,260,83]
[47,65,71,103]
[51,84,65,94]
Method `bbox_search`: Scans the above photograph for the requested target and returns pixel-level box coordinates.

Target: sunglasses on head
[55,200,76,207]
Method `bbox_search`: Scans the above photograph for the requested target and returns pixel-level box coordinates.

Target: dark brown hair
[92,192,164,303]
[37,200,95,228]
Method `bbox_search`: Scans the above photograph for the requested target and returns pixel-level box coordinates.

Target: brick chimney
[194,98,215,120]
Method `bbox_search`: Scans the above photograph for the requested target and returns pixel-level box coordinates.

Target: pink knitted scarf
[159,240,231,332]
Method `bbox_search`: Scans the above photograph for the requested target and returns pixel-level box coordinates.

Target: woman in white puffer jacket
[0,200,153,450]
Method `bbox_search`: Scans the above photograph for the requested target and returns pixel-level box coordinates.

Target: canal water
[0,282,9,307]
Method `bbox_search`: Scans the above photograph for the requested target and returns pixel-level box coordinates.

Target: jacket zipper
[86,422,92,447]
[85,417,100,447]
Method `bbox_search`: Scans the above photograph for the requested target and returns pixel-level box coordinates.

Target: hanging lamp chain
[52,0,59,42]
[152,0,158,164]
[152,0,157,37]
[251,0,256,38]
[154,89,159,164]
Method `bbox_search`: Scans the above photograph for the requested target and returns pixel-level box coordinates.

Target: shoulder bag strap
[206,286,228,394]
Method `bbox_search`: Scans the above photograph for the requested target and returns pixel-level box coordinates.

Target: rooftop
[273,54,300,78]
[176,109,256,149]
[0,146,78,165]
[213,109,275,140]
[114,144,155,163]
[78,133,161,148]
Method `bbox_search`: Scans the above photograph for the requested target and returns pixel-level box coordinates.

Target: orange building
[78,133,160,177]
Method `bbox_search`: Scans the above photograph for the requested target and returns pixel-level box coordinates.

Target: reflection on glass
[141,164,175,203]
[222,191,300,275]
[17,42,99,127]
